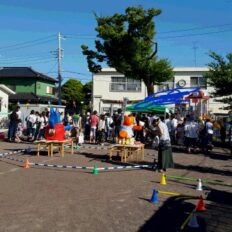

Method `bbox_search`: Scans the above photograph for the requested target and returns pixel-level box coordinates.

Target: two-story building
[92,67,227,115]
[0,67,58,104]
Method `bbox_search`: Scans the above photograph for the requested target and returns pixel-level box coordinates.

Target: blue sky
[0,0,232,84]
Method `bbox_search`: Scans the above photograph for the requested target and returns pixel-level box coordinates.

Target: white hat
[152,116,160,123]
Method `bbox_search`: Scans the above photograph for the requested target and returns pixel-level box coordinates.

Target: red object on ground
[195,196,206,211]
[45,124,65,141]
[0,133,5,139]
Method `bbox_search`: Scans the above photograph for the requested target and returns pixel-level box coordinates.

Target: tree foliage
[61,79,84,107]
[82,81,92,109]
[81,6,173,95]
[205,51,232,107]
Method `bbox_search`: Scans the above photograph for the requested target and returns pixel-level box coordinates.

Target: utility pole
[193,42,198,67]
[57,32,63,105]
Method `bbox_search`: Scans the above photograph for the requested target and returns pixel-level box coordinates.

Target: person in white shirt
[105,113,113,141]
[38,111,48,140]
[201,119,214,153]
[97,114,106,143]
[164,113,171,133]
[16,106,22,121]
[26,110,37,140]
[152,116,174,173]
[170,114,178,144]
[184,115,199,153]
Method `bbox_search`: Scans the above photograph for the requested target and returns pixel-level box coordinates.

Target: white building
[92,67,227,115]
[0,84,15,129]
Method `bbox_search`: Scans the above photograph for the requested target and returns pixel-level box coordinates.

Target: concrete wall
[0,88,10,128]
[19,104,66,127]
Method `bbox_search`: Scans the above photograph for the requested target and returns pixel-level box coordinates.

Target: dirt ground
[0,140,231,232]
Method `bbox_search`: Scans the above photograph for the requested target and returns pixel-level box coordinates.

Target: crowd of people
[7,106,49,142]
[6,105,232,173]
[6,106,232,155]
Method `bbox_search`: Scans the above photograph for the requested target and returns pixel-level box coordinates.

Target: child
[15,119,23,143]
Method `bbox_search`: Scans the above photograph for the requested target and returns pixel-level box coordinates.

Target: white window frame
[46,86,54,94]
[190,76,207,88]
[110,76,141,92]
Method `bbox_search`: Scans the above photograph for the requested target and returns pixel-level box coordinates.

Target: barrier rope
[0,148,157,172]
[0,149,25,158]
[28,162,156,171]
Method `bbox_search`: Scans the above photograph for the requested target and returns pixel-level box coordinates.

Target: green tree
[205,51,232,108]
[61,79,84,109]
[83,81,92,104]
[81,6,173,95]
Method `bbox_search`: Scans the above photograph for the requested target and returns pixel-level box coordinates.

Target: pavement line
[158,190,199,198]
[0,167,20,175]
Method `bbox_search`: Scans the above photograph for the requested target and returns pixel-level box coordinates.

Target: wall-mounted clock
[178,79,186,87]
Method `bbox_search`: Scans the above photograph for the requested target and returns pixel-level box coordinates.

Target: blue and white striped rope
[0,149,25,158]
[29,162,95,170]
[2,155,24,163]
[27,162,157,171]
[97,164,156,171]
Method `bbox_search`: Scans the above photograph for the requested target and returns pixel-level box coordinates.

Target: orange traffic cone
[23,159,30,169]
[196,196,206,211]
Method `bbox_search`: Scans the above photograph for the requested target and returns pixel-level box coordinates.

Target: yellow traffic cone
[23,159,30,169]
[160,173,167,185]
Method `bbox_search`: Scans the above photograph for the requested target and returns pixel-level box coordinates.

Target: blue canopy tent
[126,87,200,112]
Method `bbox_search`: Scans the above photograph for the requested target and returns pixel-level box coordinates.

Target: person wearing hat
[152,116,174,172]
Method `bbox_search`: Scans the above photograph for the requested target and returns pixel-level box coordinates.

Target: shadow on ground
[138,196,207,232]
[138,188,232,232]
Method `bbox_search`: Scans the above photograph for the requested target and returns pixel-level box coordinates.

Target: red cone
[196,196,206,211]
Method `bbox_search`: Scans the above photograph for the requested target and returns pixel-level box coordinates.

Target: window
[46,86,54,94]
[190,76,206,88]
[158,82,174,91]
[110,76,141,92]
[102,107,110,112]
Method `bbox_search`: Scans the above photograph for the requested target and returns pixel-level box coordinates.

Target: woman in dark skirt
[152,116,174,172]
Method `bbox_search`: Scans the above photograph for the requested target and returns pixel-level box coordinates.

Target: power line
[62,70,90,77]
[46,61,58,75]
[0,56,55,63]
[0,52,52,62]
[0,55,53,63]
[157,28,232,39]
[0,38,55,52]
[0,35,56,51]
[64,34,96,39]
[1,58,56,66]
[157,23,232,34]
[47,70,91,78]
[62,76,91,80]
[192,42,198,67]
